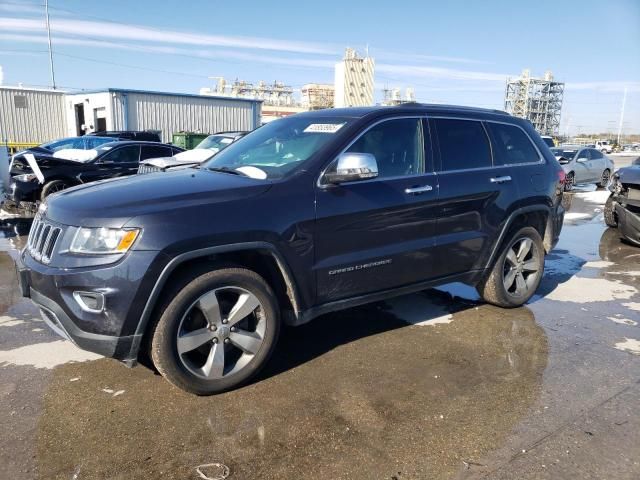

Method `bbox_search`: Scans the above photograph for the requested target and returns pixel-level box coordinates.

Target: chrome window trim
[316,115,430,188]
[429,115,546,172]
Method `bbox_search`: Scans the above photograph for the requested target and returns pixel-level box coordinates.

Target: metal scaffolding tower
[504,70,564,136]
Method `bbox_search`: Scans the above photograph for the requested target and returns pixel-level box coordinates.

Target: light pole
[617,87,627,146]
[45,0,56,89]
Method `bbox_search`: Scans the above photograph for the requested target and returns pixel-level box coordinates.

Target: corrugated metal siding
[0,88,67,143]
[121,92,258,142]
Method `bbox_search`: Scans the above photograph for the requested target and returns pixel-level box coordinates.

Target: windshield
[41,137,83,152]
[196,135,236,151]
[551,148,577,161]
[202,116,351,179]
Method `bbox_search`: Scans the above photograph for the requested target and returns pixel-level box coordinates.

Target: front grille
[138,164,163,174]
[27,215,63,264]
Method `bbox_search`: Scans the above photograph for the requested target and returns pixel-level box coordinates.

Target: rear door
[430,117,520,278]
[314,116,439,303]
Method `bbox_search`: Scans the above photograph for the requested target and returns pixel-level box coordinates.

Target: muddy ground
[1,185,639,479]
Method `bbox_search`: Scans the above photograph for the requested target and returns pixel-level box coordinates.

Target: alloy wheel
[176,286,266,380]
[502,237,541,298]
[564,173,574,191]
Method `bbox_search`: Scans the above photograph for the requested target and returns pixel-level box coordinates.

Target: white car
[138,131,247,174]
[551,145,615,191]
[594,140,613,154]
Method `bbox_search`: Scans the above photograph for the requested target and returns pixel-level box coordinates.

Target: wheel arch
[134,242,302,343]
[484,206,552,271]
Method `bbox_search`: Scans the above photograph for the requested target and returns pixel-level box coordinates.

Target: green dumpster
[172,132,209,150]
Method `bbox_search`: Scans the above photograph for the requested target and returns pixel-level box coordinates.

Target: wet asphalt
[1,182,639,480]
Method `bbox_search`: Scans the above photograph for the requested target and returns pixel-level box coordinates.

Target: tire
[477,227,545,308]
[604,195,618,228]
[40,180,69,201]
[598,169,611,189]
[150,267,280,395]
[564,172,575,192]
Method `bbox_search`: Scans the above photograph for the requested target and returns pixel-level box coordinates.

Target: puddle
[0,340,102,369]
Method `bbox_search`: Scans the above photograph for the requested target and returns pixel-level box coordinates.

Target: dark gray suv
[16,105,565,394]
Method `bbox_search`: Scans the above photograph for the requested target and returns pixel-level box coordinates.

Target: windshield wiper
[207,166,247,177]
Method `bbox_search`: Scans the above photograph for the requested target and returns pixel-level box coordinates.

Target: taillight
[557,169,566,183]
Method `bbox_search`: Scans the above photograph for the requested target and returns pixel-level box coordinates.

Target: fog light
[73,291,105,313]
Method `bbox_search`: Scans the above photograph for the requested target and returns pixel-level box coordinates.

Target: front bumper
[16,248,166,363]
[5,179,40,203]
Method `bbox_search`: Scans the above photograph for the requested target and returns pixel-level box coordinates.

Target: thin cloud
[565,81,640,93]
[0,33,334,70]
[374,49,492,66]
[0,16,337,55]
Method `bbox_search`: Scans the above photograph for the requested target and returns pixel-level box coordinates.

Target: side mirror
[323,153,378,184]
[576,157,588,163]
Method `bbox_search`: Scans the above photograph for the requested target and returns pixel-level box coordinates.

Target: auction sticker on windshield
[304,123,345,134]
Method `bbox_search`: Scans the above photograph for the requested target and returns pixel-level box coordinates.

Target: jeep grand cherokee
[16,105,565,395]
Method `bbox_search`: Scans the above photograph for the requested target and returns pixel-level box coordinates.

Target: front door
[430,117,520,277]
[80,145,141,183]
[573,148,592,183]
[314,117,439,303]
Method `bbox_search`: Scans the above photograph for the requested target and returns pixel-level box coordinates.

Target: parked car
[604,157,640,245]
[138,131,247,174]
[550,145,615,191]
[16,105,565,394]
[11,135,118,157]
[6,141,183,203]
[87,130,162,142]
[541,135,555,148]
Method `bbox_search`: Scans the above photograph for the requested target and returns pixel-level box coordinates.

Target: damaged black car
[605,158,640,246]
[5,141,183,204]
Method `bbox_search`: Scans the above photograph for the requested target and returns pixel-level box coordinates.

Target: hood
[618,164,640,186]
[11,152,84,171]
[53,149,97,162]
[44,168,272,227]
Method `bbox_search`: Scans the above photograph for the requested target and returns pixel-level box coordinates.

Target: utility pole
[617,87,627,145]
[45,0,56,89]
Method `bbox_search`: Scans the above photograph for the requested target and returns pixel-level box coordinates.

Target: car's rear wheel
[604,195,618,228]
[564,172,575,192]
[598,169,611,189]
[150,267,280,395]
[477,227,545,308]
[40,179,69,200]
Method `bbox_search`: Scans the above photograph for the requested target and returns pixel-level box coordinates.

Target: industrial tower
[504,70,564,136]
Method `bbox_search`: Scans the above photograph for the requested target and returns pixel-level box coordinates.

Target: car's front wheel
[41,179,70,200]
[604,195,618,228]
[150,267,280,395]
[477,227,545,308]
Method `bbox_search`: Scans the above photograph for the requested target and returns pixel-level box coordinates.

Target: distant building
[301,83,334,110]
[381,87,416,106]
[0,86,67,144]
[334,48,375,108]
[64,88,261,141]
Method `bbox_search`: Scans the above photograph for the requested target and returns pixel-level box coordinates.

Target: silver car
[551,145,615,191]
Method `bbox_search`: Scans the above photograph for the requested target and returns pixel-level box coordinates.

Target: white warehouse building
[1,86,261,145]
[64,89,262,142]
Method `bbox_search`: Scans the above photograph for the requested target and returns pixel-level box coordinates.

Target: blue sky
[1,0,639,134]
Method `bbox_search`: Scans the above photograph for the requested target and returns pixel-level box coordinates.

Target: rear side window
[140,145,172,160]
[590,149,603,159]
[347,118,425,178]
[432,119,491,171]
[487,123,541,165]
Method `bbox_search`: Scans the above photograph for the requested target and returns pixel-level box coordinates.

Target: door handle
[405,185,433,194]
[489,176,512,184]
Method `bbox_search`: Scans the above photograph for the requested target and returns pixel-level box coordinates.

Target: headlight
[13,173,38,182]
[70,227,140,254]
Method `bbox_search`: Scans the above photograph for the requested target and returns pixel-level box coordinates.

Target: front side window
[433,119,492,171]
[203,115,353,180]
[487,123,541,165]
[346,118,424,178]
[100,145,140,163]
[576,149,591,161]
